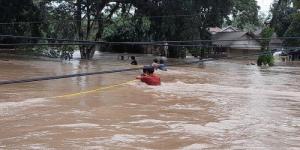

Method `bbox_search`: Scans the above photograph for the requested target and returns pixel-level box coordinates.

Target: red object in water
[140,75,161,86]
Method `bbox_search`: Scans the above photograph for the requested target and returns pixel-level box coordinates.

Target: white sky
[257,0,274,13]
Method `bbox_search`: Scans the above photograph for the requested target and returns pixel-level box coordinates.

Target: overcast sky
[257,0,274,13]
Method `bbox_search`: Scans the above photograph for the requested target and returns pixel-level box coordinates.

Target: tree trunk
[76,0,88,59]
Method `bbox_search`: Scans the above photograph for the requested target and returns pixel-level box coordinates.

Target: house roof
[269,33,283,45]
[221,26,240,32]
[212,31,261,50]
[209,27,222,33]
[212,31,249,46]
[253,28,262,37]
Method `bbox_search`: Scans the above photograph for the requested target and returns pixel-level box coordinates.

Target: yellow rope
[50,79,137,99]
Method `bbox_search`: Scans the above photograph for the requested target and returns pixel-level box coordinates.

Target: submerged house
[212,31,261,58]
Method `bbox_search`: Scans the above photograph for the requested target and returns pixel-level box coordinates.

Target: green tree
[271,0,300,46]
[130,0,233,57]
[229,0,260,30]
[257,27,275,67]
[0,0,43,48]
[284,13,300,46]
[260,27,274,50]
[1,0,254,59]
[42,0,121,59]
[270,0,294,37]
[283,0,300,46]
[102,16,151,53]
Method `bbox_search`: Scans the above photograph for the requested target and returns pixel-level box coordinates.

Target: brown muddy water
[0,53,300,149]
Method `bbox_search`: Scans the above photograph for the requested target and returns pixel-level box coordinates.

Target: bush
[257,54,274,66]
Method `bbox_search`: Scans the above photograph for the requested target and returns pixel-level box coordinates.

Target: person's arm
[136,73,146,79]
[131,60,137,65]
[152,63,160,68]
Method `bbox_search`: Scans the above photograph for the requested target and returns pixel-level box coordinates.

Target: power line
[1,42,300,50]
[2,34,300,45]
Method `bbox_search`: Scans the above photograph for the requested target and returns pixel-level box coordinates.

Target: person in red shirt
[136,66,161,86]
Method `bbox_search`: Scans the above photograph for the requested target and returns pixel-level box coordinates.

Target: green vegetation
[271,0,300,46]
[0,0,43,45]
[256,0,300,66]
[257,54,275,66]
[1,0,299,60]
[260,27,275,51]
[284,13,300,46]
[102,16,151,53]
[227,0,260,30]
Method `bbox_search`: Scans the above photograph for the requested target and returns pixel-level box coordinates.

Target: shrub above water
[257,54,274,66]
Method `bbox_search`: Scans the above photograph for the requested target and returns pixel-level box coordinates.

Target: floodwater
[0,53,300,149]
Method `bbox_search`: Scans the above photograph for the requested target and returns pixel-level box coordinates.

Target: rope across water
[49,80,138,99]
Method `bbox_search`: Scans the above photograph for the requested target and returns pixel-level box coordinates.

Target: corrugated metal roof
[209,27,222,33]
[269,33,283,45]
[212,32,262,50]
[212,32,248,46]
[221,26,240,32]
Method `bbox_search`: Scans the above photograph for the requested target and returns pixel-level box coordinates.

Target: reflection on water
[0,55,300,149]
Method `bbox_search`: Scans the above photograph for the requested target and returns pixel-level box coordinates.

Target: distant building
[208,26,240,35]
[208,26,285,59]
[254,29,283,50]
[221,26,240,32]
[268,33,283,50]
[212,31,261,59]
[209,27,222,35]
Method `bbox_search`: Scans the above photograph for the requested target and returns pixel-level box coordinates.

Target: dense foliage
[257,54,275,66]
[260,27,275,50]
[0,0,231,58]
[229,0,260,30]
[0,0,43,46]
[271,0,300,46]
[0,0,266,59]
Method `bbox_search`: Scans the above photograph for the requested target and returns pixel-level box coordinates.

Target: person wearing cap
[136,66,161,86]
